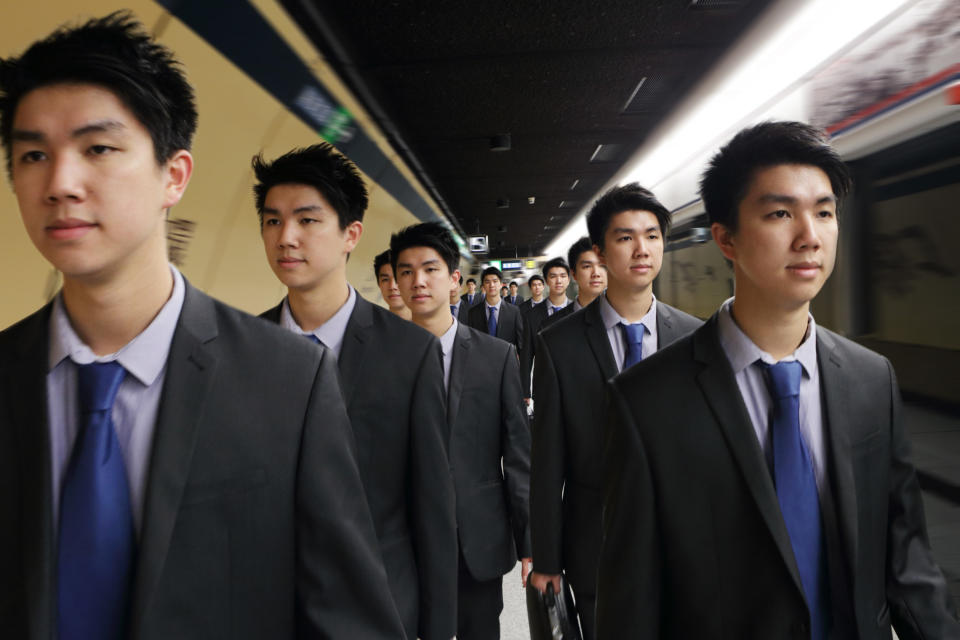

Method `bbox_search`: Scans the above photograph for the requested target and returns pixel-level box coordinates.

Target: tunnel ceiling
[282,0,776,260]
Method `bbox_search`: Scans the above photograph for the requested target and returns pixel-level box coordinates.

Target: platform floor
[497,399,960,637]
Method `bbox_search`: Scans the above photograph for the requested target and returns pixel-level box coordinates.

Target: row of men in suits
[519,124,960,639]
[0,13,529,640]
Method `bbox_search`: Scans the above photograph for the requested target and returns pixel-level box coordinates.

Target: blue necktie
[450,305,457,317]
[551,305,562,315]
[488,306,498,337]
[620,322,645,369]
[58,361,134,640]
[763,361,829,640]
[306,334,321,344]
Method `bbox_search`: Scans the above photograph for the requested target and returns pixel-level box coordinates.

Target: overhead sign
[469,235,489,253]
[501,260,522,270]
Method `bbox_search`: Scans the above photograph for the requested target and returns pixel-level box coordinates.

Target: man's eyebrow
[757,193,837,205]
[293,205,323,214]
[72,119,127,138]
[11,129,44,143]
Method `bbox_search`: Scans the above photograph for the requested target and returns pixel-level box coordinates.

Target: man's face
[395,246,458,320]
[483,274,501,299]
[377,263,406,311]
[530,279,544,299]
[598,209,664,293]
[11,84,191,282]
[467,281,477,294]
[260,183,361,293]
[574,250,607,298]
[712,164,838,313]
[545,266,569,298]
[509,283,518,296]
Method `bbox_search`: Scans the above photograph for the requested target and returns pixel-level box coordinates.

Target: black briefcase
[525,577,583,640]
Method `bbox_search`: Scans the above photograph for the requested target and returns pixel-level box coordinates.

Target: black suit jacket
[461,292,483,308]
[466,300,524,352]
[451,300,472,325]
[0,282,404,639]
[506,294,524,306]
[529,299,702,594]
[596,315,960,639]
[520,300,578,397]
[518,298,543,316]
[447,323,531,580]
[263,295,457,640]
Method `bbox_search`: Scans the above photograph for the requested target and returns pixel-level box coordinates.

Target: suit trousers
[572,587,596,640]
[457,553,504,640]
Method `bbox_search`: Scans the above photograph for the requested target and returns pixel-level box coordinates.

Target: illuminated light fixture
[528,196,536,205]
[544,0,913,259]
[570,179,580,190]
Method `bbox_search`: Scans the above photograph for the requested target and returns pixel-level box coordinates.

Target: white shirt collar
[716,297,817,377]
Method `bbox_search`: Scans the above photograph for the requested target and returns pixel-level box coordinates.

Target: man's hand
[524,397,531,406]
[529,571,562,595]
[521,557,533,587]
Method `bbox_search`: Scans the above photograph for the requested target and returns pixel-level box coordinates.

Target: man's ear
[343,220,364,253]
[162,150,194,209]
[711,222,737,263]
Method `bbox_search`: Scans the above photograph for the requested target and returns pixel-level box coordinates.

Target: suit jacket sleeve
[514,307,525,354]
[595,379,661,639]
[500,343,532,558]
[296,348,406,638]
[884,360,960,639]
[519,314,534,399]
[410,340,459,640]
[529,332,566,575]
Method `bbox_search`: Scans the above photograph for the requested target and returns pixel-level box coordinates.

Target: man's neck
[577,291,599,308]
[485,294,501,305]
[287,275,350,332]
[729,293,810,360]
[415,307,454,338]
[605,280,653,323]
[531,294,544,303]
[61,248,173,356]
[547,292,567,307]
[390,306,412,321]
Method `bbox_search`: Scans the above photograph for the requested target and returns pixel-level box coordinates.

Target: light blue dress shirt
[280,285,357,360]
[439,318,458,392]
[47,265,185,534]
[715,298,826,488]
[598,292,659,373]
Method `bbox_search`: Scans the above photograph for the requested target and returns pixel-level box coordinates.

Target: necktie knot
[77,361,126,414]
[763,360,802,400]
[620,322,645,346]
[551,305,562,314]
[450,304,457,317]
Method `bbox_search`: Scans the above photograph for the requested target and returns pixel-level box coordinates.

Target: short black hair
[458,275,463,285]
[567,237,594,271]
[373,249,392,280]
[542,257,570,278]
[252,142,368,229]
[481,266,503,283]
[466,278,476,285]
[586,183,671,250]
[389,221,460,275]
[700,120,852,232]
[509,281,518,288]
[0,11,197,177]
[527,274,544,286]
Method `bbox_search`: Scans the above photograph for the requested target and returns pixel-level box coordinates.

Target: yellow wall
[0,2,440,327]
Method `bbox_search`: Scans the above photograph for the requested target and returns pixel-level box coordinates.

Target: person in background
[449,275,472,324]
[0,12,404,639]
[375,248,412,320]
[542,236,607,330]
[506,281,524,305]
[462,277,482,307]
[392,221,531,640]
[518,274,545,316]
[529,183,701,639]
[467,266,524,352]
[254,142,457,640]
[519,258,572,406]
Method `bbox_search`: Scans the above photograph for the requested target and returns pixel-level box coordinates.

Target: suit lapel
[656,302,680,347]
[339,295,374,409]
[693,316,805,597]
[131,283,218,630]
[817,331,858,593]
[447,324,472,430]
[583,302,618,381]
[4,306,56,640]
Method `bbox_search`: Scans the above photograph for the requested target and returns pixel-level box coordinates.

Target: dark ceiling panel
[282,0,777,258]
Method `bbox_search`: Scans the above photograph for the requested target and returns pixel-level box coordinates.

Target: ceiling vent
[489,134,512,151]
[496,198,510,208]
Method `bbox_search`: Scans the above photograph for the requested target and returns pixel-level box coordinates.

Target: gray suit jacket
[596,315,960,639]
[0,282,404,639]
[263,294,457,640]
[447,323,531,581]
[529,299,702,593]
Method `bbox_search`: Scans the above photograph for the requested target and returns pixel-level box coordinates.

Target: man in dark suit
[467,266,524,352]
[519,257,571,404]
[541,237,607,331]
[596,122,960,639]
[461,278,482,307]
[391,222,532,640]
[449,276,473,324]
[518,274,545,316]
[253,144,457,640]
[506,281,524,305]
[0,13,403,639]
[528,183,702,639]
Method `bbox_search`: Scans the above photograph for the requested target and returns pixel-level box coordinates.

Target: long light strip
[543,0,914,258]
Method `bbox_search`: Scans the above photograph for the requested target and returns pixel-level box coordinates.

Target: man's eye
[88,145,116,156]
[770,210,789,219]
[300,218,318,224]
[263,218,280,226]
[818,209,835,218]
[19,150,46,163]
